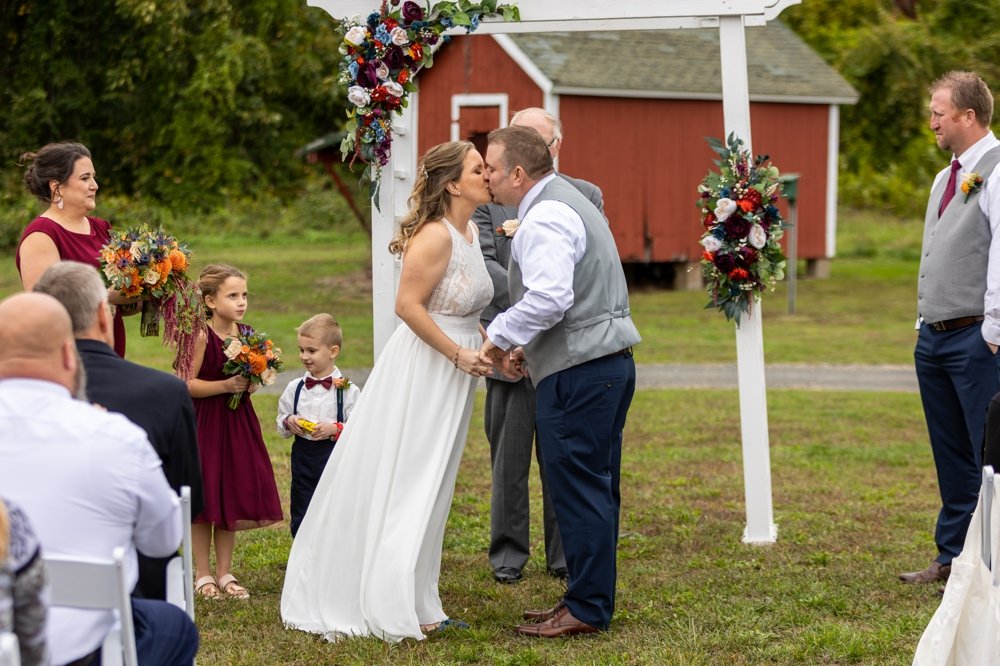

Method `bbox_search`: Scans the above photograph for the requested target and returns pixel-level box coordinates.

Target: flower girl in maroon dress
[181,264,282,599]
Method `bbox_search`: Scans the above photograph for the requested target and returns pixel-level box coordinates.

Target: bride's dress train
[281,220,492,642]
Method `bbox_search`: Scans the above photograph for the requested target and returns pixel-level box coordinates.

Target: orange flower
[398,69,409,84]
[702,250,714,262]
[738,199,755,212]
[247,352,267,375]
[156,260,171,280]
[241,344,250,355]
[728,267,750,280]
[168,248,188,272]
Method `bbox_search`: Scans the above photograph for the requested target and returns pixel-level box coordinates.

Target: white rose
[142,268,160,285]
[130,243,143,260]
[344,25,368,46]
[714,197,737,222]
[390,26,410,46]
[223,338,243,360]
[375,60,389,80]
[261,367,277,386]
[501,219,519,237]
[748,223,767,249]
[700,235,722,253]
[383,81,404,98]
[347,85,371,108]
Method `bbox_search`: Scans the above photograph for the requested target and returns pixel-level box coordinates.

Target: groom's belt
[600,347,634,360]
[926,316,984,332]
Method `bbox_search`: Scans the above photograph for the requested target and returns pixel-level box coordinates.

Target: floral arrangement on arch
[99,227,205,376]
[222,327,284,410]
[337,0,520,198]
[697,134,787,325]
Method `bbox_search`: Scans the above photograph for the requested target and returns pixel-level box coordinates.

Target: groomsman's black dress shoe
[514,606,600,638]
[493,567,523,584]
[548,566,568,580]
[898,561,951,584]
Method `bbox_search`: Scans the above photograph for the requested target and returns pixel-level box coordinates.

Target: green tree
[0,0,346,208]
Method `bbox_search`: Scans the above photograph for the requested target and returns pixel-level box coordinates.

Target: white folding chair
[166,486,194,620]
[44,546,138,666]
[0,632,20,666]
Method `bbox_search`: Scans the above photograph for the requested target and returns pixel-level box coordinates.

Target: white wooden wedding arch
[308,0,801,544]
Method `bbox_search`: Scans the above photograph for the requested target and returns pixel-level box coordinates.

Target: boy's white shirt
[276,366,361,439]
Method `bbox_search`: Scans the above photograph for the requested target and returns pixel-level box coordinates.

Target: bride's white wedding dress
[281,219,493,643]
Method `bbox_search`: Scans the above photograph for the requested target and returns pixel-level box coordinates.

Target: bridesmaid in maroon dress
[15,142,129,356]
[184,264,283,600]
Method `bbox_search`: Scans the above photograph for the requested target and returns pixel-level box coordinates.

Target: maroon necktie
[938,159,962,217]
[304,376,333,390]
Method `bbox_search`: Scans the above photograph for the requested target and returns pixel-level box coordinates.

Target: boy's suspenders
[293,378,345,423]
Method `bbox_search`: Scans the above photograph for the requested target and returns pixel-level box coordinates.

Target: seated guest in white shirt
[0,292,199,666]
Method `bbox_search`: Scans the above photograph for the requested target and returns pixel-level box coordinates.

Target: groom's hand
[479,338,506,365]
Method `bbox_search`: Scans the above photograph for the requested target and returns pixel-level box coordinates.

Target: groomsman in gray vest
[474,108,604,585]
[480,125,640,637]
[902,71,1000,585]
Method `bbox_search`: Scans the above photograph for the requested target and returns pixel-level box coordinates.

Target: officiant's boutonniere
[961,172,984,202]
[495,219,520,238]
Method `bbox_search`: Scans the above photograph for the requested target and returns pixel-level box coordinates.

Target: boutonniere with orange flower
[495,219,520,238]
[961,172,984,202]
[333,376,352,390]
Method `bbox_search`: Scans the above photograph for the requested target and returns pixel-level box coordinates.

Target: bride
[281,141,494,642]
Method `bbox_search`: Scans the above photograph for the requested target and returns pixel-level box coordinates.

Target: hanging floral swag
[337,0,520,205]
[697,133,787,325]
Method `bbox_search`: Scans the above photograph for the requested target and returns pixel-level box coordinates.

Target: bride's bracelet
[453,346,461,368]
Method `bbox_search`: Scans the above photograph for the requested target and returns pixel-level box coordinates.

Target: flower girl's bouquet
[99,227,205,376]
[221,329,284,409]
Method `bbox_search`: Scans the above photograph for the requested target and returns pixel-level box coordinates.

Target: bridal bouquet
[222,328,284,409]
[337,0,520,200]
[99,226,205,375]
[697,133,787,325]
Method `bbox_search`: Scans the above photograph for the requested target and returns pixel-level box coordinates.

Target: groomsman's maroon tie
[938,159,962,217]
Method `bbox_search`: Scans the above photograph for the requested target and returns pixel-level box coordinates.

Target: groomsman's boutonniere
[961,172,984,202]
[495,219,520,238]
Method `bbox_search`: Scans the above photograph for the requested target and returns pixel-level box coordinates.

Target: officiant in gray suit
[474,108,605,585]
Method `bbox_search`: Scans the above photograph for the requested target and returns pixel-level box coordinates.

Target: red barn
[416,22,858,286]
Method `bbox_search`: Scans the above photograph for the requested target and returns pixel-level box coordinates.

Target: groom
[479,125,641,637]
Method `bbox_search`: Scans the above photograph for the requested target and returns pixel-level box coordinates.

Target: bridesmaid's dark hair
[20,141,92,202]
[198,264,248,319]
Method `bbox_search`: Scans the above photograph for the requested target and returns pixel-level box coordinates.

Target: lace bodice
[425,220,493,317]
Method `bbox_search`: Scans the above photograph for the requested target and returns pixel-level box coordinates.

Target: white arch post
[309,0,798,544]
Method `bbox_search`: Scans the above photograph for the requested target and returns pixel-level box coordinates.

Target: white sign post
[309,0,795,543]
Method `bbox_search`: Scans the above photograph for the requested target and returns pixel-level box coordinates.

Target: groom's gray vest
[509,177,641,385]
[917,145,1000,323]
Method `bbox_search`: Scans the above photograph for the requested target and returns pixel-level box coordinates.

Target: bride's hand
[454,347,491,377]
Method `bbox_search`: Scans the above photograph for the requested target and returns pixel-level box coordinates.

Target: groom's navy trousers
[535,350,636,630]
[915,322,1000,564]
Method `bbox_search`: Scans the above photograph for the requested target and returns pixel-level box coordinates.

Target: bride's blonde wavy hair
[389,141,474,256]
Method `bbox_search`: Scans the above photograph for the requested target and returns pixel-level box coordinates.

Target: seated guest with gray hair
[33,260,204,601]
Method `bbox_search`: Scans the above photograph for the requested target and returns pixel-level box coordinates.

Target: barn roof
[504,21,858,105]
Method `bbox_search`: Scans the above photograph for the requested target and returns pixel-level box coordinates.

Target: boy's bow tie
[305,376,333,390]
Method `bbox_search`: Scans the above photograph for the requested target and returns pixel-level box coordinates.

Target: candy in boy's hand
[298,418,317,433]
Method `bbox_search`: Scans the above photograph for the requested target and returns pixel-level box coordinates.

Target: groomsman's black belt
[600,347,634,360]
[927,316,985,332]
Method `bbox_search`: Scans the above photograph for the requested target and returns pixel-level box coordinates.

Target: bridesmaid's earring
[56,197,64,210]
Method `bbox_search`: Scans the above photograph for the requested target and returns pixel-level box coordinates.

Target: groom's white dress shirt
[488,174,587,351]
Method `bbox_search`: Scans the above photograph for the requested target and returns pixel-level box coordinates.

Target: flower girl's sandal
[195,576,221,599]
[218,573,250,599]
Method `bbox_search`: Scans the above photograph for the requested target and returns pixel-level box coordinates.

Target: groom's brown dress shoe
[899,561,951,584]
[522,600,565,622]
[514,606,599,638]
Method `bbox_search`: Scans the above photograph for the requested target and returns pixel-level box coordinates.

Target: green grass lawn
[0,207,945,663]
